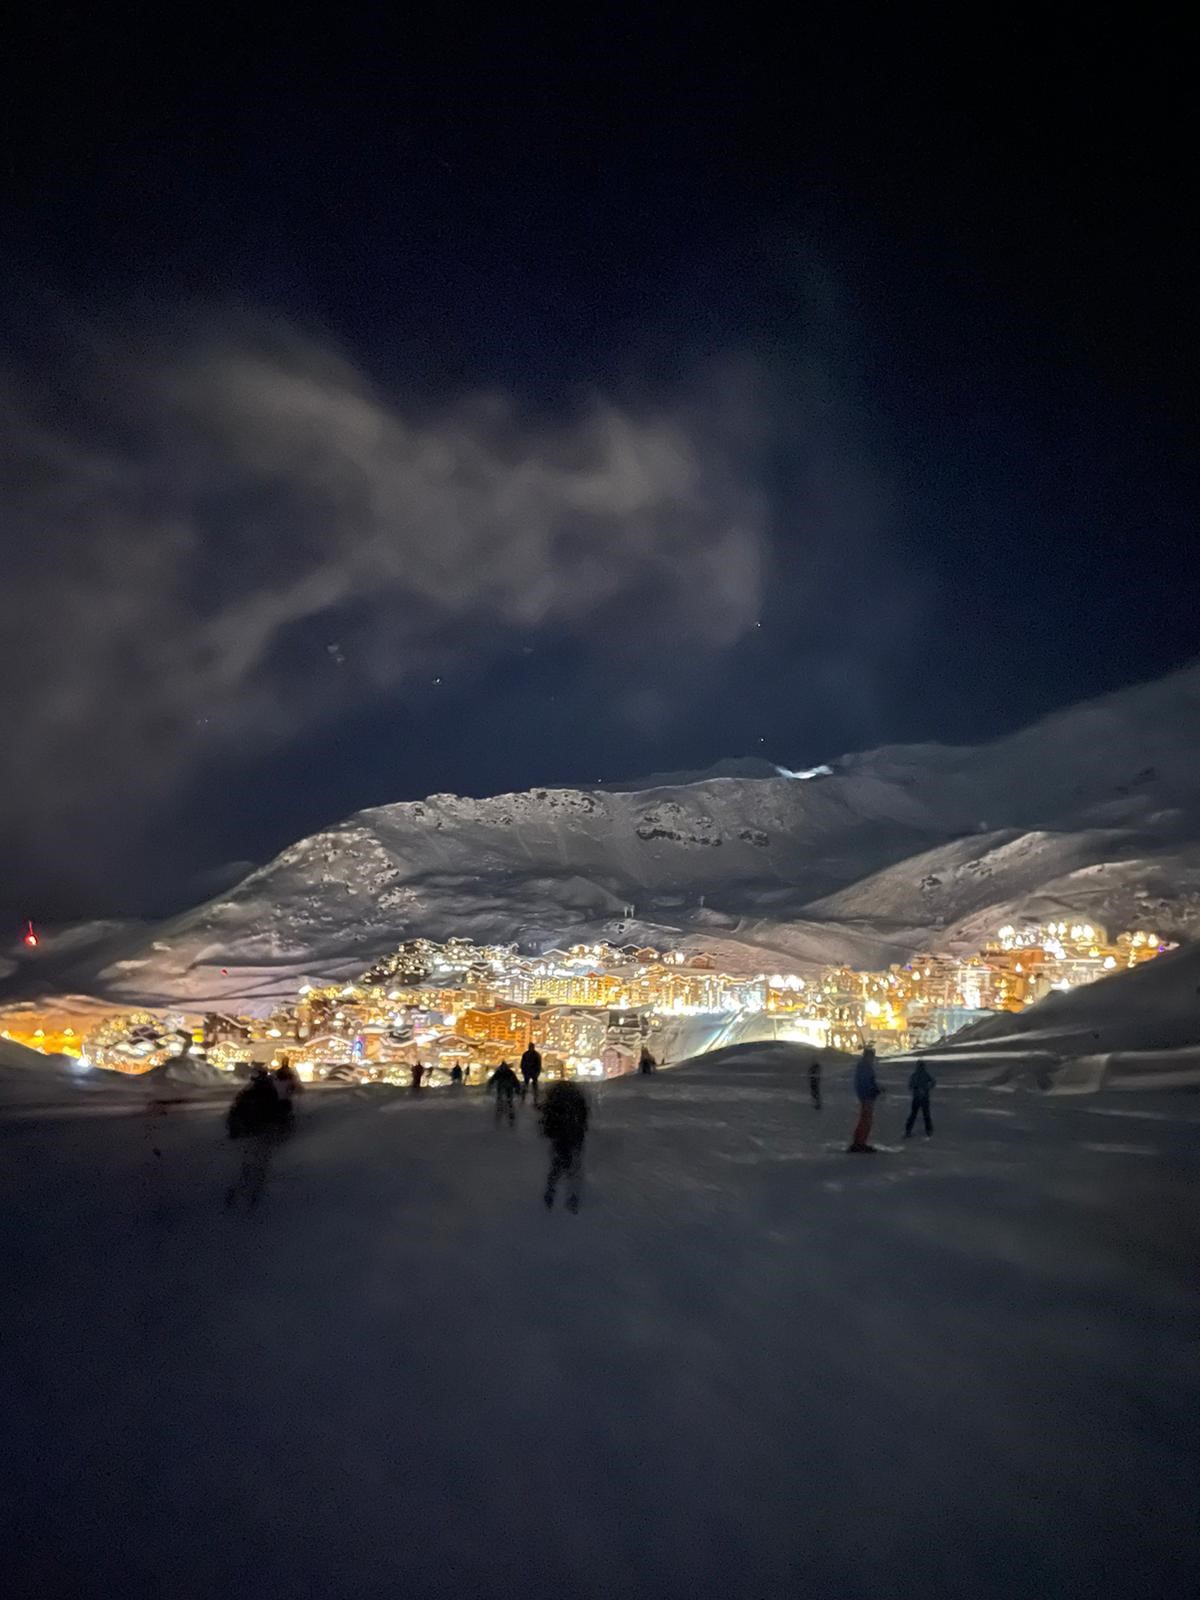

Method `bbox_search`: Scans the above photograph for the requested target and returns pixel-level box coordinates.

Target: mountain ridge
[6,660,1200,1010]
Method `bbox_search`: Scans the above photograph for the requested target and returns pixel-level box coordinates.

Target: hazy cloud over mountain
[2,315,775,893]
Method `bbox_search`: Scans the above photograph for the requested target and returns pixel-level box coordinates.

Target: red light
[23,920,38,948]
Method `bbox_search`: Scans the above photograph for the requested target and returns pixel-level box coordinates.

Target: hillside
[7,661,1200,1010]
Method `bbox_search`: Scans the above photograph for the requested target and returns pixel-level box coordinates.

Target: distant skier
[519,1042,543,1105]
[808,1058,822,1109]
[540,1079,589,1212]
[904,1060,936,1138]
[411,1060,425,1092]
[848,1044,883,1153]
[488,1061,520,1127]
[225,1066,288,1208]
[449,1064,464,1086]
[638,1046,656,1075]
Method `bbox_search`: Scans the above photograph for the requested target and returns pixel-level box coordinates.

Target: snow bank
[941,940,1200,1056]
[896,939,1200,1093]
[144,1056,237,1089]
[0,1036,153,1105]
[1073,1047,1200,1094]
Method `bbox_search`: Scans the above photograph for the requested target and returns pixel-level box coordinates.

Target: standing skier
[905,1060,936,1138]
[519,1042,543,1105]
[808,1058,822,1109]
[540,1079,589,1212]
[638,1045,656,1074]
[410,1060,425,1092]
[848,1043,883,1153]
[225,1066,288,1208]
[488,1061,520,1127]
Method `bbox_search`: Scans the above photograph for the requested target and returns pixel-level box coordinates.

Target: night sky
[3,9,1196,919]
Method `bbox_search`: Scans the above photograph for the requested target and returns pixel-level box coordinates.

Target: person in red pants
[848,1043,883,1152]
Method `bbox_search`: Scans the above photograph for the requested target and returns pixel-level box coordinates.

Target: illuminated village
[1,921,1174,1081]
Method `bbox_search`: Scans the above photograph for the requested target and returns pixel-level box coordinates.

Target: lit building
[83,1012,191,1074]
[204,1012,253,1048]
[530,1006,606,1057]
[0,1019,85,1058]
[460,1006,534,1051]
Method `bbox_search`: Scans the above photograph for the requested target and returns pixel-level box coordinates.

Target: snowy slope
[913,938,1200,1091]
[0,1035,69,1091]
[0,1035,151,1104]
[2,1048,1197,1599]
[9,660,1200,1009]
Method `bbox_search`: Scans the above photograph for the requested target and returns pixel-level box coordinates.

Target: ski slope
[2,1045,1196,1599]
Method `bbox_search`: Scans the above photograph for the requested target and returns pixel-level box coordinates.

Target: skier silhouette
[225,1067,288,1208]
[808,1058,822,1109]
[905,1060,936,1137]
[540,1079,589,1211]
[488,1061,520,1126]
[519,1043,543,1104]
[848,1044,883,1153]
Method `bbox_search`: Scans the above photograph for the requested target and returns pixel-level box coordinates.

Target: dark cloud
[0,314,769,888]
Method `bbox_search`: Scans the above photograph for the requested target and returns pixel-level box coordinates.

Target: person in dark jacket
[227,1066,280,1137]
[540,1080,589,1211]
[808,1058,822,1109]
[848,1044,883,1153]
[638,1046,656,1074]
[410,1060,426,1092]
[225,1067,287,1208]
[449,1064,464,1086]
[519,1043,543,1104]
[488,1061,521,1126]
[905,1061,936,1137]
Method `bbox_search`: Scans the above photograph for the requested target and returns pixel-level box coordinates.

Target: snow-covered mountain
[12,661,1200,1010]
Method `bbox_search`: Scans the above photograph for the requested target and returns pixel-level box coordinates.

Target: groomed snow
[3,1044,1196,1598]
